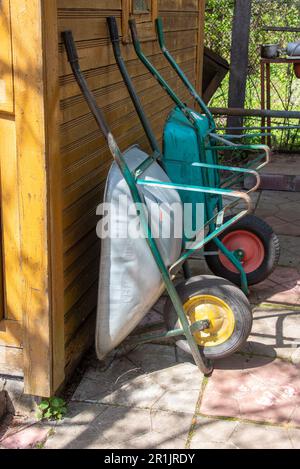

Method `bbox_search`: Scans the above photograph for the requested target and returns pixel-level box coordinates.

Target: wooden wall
[57,0,205,380]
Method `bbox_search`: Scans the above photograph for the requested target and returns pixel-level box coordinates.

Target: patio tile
[72,357,144,403]
[150,409,193,440]
[101,374,166,409]
[127,344,177,373]
[256,191,300,212]
[270,220,300,237]
[277,236,300,268]
[115,433,187,450]
[276,201,300,222]
[43,402,109,449]
[250,268,300,305]
[58,401,108,425]
[288,427,300,449]
[189,441,237,449]
[269,266,300,288]
[267,288,300,305]
[47,407,154,449]
[45,425,110,450]
[112,409,193,449]
[241,305,300,362]
[189,416,238,449]
[200,354,300,426]
[92,407,152,444]
[149,362,204,391]
[230,422,292,449]
[152,389,200,414]
[1,424,49,449]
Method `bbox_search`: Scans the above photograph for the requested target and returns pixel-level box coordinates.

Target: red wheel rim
[219,230,265,274]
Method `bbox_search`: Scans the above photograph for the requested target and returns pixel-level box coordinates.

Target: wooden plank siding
[58,0,205,378]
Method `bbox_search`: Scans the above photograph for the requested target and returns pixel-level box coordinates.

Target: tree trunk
[227,0,252,132]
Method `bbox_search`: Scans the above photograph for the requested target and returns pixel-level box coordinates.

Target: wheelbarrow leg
[214,237,249,295]
[166,280,213,376]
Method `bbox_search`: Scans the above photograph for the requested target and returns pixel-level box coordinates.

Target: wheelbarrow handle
[129,18,139,49]
[62,30,110,140]
[107,16,121,56]
[107,16,160,155]
[61,30,79,66]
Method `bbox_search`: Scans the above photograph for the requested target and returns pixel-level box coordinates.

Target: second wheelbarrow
[126,18,280,294]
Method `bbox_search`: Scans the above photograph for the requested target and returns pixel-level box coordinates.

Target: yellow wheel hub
[183,295,235,347]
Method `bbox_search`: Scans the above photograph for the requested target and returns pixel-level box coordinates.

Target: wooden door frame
[6,0,65,397]
[122,0,158,42]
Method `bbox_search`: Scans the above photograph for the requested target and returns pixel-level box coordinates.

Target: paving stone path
[1,190,300,449]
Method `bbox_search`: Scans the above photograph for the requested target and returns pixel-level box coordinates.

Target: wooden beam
[227,0,252,130]
[10,0,52,397]
[263,26,300,33]
[210,107,300,119]
[42,0,65,394]
[122,0,131,42]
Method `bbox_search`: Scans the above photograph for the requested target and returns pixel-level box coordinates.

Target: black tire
[165,275,253,360]
[204,215,280,287]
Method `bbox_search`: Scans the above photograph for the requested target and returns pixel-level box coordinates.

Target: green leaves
[205,0,300,150]
[36,397,67,422]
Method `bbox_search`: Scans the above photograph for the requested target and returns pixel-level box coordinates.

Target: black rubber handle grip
[107,16,121,56]
[129,19,139,45]
[62,30,78,64]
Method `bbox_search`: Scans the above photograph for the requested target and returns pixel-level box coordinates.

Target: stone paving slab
[71,344,203,415]
[43,403,111,449]
[249,266,300,305]
[127,344,178,373]
[72,357,145,404]
[288,428,300,449]
[260,154,300,177]
[255,191,300,237]
[241,303,300,363]
[43,402,194,450]
[113,409,192,449]
[1,424,49,450]
[152,389,200,415]
[277,236,300,269]
[189,416,238,449]
[200,354,300,426]
[148,362,203,392]
[230,422,294,449]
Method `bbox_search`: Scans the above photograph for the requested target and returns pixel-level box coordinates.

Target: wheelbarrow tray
[96,145,182,359]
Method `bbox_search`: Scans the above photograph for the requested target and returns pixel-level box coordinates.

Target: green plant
[205,0,300,151]
[36,397,67,421]
[35,441,46,449]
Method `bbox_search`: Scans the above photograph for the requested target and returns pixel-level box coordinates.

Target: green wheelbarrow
[126,18,280,296]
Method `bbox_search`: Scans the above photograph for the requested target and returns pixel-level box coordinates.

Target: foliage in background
[205,0,300,150]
